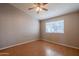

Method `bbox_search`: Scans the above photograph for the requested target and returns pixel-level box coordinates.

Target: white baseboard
[42,39,79,49]
[0,39,79,50]
[0,39,38,50]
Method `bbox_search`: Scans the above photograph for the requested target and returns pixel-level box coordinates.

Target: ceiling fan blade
[43,3,48,6]
[33,3,39,6]
[28,8,34,10]
[42,8,48,11]
[34,3,37,5]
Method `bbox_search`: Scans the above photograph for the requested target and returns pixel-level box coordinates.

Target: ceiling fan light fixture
[28,3,48,14]
[36,7,42,12]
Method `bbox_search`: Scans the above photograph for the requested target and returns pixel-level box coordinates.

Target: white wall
[0,4,39,49]
[40,12,79,48]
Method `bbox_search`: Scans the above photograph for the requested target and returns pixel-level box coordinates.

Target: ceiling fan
[28,3,48,13]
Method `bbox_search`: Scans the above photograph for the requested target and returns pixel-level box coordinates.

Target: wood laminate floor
[0,40,79,56]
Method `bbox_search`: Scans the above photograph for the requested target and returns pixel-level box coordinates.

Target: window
[46,20,64,33]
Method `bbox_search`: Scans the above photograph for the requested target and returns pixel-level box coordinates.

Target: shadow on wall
[0,4,39,49]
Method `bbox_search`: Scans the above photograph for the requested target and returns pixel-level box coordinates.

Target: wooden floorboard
[0,40,79,56]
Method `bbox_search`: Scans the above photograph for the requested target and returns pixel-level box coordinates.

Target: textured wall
[40,12,79,48]
[0,4,39,49]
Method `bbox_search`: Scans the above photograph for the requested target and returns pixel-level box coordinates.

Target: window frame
[45,20,64,33]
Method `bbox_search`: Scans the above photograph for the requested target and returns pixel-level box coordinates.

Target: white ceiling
[11,3,79,20]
